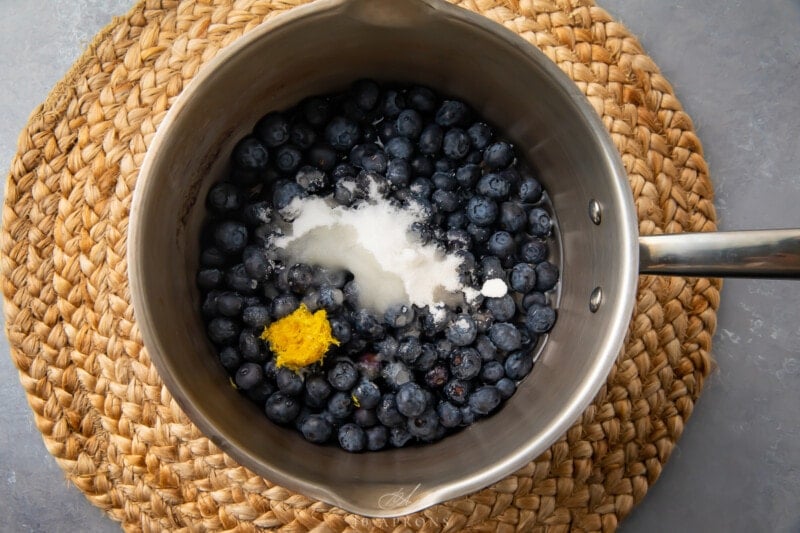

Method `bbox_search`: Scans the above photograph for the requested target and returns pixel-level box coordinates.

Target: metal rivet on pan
[588,199,602,225]
[589,287,603,313]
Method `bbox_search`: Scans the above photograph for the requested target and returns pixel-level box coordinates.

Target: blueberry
[382,90,406,117]
[328,316,351,344]
[366,425,388,451]
[325,116,360,152]
[327,391,354,419]
[294,165,327,193]
[448,211,468,230]
[353,309,385,340]
[272,180,306,211]
[397,337,423,364]
[435,100,469,127]
[395,109,423,139]
[351,380,381,410]
[486,232,515,261]
[480,360,505,384]
[385,136,414,160]
[242,201,272,227]
[274,144,303,174]
[467,223,492,244]
[431,171,457,191]
[409,177,434,199]
[374,336,399,358]
[213,220,248,255]
[522,291,548,311]
[418,124,443,155]
[535,261,559,291]
[481,255,506,281]
[455,164,481,188]
[489,322,522,352]
[333,178,358,206]
[337,423,366,452]
[408,86,437,113]
[353,408,378,428]
[307,143,338,170]
[270,365,300,394]
[384,303,415,328]
[483,141,514,169]
[242,246,270,280]
[302,97,331,126]
[410,154,434,178]
[395,382,427,417]
[232,136,269,170]
[263,359,279,382]
[207,317,239,345]
[264,391,300,425]
[414,343,438,371]
[304,375,332,409]
[200,247,227,268]
[197,268,223,290]
[450,347,482,380]
[389,426,413,448]
[528,207,553,237]
[407,408,440,440]
[328,360,359,391]
[504,350,534,380]
[227,264,258,294]
[437,401,462,428]
[525,304,556,334]
[499,202,526,232]
[255,112,289,147]
[445,229,470,251]
[377,393,404,427]
[290,122,317,150]
[473,336,496,364]
[424,364,449,389]
[520,239,548,264]
[235,362,263,390]
[510,263,537,294]
[459,406,476,426]
[386,158,411,187]
[247,381,276,405]
[442,128,470,160]
[518,176,543,203]
[468,386,501,416]
[446,314,478,346]
[300,414,333,443]
[313,266,348,288]
[484,294,516,322]
[239,329,265,362]
[466,196,498,226]
[477,173,511,200]
[317,285,343,312]
[444,379,470,405]
[219,346,242,372]
[207,182,244,213]
[287,263,313,294]
[496,377,516,399]
[352,79,380,111]
[270,294,299,319]
[342,280,359,306]
[433,189,461,212]
[467,122,492,149]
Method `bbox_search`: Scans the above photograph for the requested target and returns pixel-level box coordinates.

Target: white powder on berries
[480,278,508,298]
[274,192,472,315]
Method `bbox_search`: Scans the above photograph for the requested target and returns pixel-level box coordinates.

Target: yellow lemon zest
[261,304,340,371]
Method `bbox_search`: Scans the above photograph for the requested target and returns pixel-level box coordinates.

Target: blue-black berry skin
[408,86,437,113]
[504,351,534,380]
[419,124,443,155]
[435,100,469,127]
[528,207,553,237]
[484,294,516,322]
[233,136,269,170]
[535,261,560,291]
[480,360,505,384]
[325,116,360,152]
[207,317,239,345]
[390,426,413,448]
[276,368,304,396]
[376,394,404,427]
[488,322,522,352]
[437,401,462,428]
[213,220,248,255]
[466,195,498,226]
[395,109,424,139]
[197,269,223,290]
[446,314,478,346]
[365,425,388,451]
[327,391,354,419]
[483,141,514,169]
[327,360,359,391]
[444,379,470,405]
[526,304,557,334]
[219,346,242,372]
[255,112,290,147]
[450,347,482,380]
[496,378,516,400]
[265,391,301,424]
[235,362,263,390]
[270,294,299,319]
[272,180,305,211]
[207,182,244,213]
[487,231,516,259]
[442,128,470,160]
[518,176,543,203]
[510,263,537,293]
[499,202,527,233]
[520,239,548,264]
[467,122,492,149]
[395,382,427,417]
[304,375,332,409]
[477,173,511,200]
[352,380,381,410]
[338,423,367,452]
[407,408,440,440]
[469,386,502,415]
[300,414,333,444]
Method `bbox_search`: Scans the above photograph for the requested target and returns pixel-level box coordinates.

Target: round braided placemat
[2,0,720,531]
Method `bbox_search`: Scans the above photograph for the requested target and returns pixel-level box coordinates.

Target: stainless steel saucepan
[128,0,800,517]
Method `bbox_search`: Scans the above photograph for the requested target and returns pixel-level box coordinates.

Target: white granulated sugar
[480,278,508,298]
[274,193,468,314]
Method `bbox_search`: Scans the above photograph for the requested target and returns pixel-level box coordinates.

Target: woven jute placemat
[2,0,720,531]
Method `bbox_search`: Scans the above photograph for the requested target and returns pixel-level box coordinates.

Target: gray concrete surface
[0,1,798,532]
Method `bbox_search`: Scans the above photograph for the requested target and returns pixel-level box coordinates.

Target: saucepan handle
[639,229,800,278]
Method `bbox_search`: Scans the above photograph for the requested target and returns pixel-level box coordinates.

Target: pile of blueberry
[197,80,559,452]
